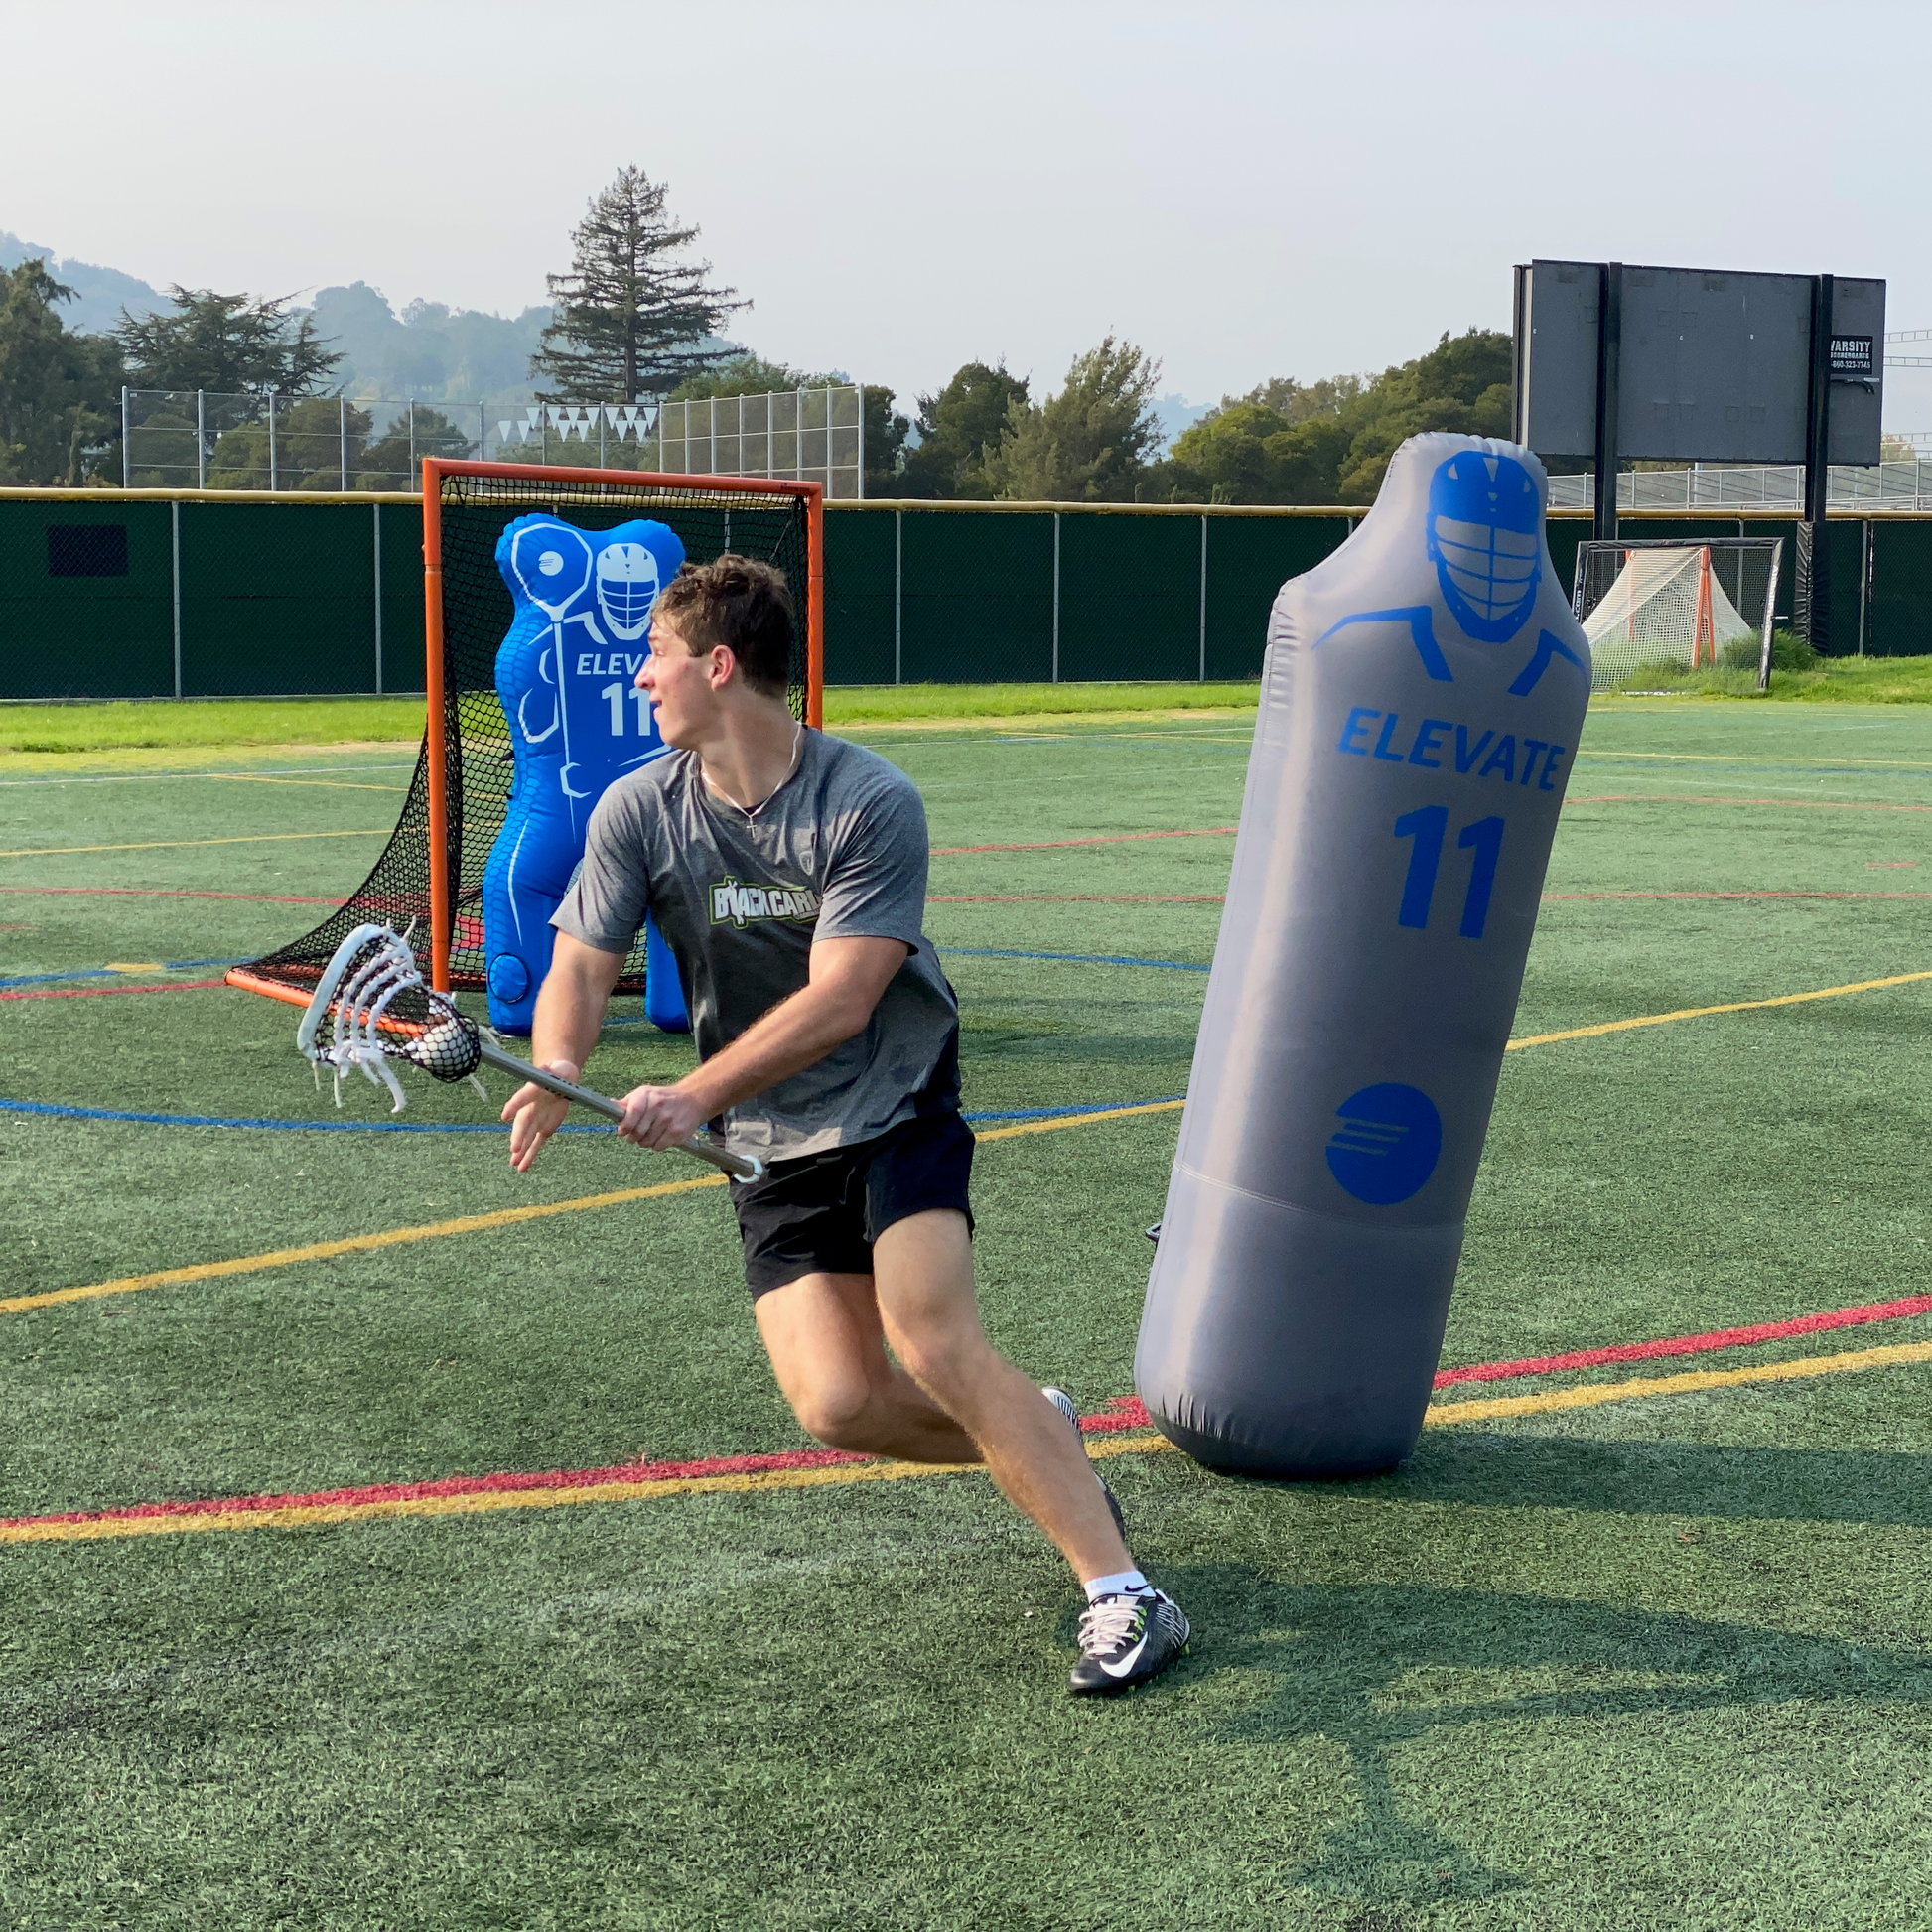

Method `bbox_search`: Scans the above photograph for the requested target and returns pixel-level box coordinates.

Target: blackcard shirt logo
[709,876,822,930]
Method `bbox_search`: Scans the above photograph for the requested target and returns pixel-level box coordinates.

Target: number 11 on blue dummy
[1393,808,1504,939]
[602,681,651,735]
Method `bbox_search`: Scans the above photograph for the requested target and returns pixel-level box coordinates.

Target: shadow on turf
[1374,1428,1932,1530]
[1161,1562,1932,1918]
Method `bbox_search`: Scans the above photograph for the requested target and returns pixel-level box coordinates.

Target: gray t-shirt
[552,730,960,1160]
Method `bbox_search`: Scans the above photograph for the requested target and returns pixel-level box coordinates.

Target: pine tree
[115,290,341,395]
[531,169,746,404]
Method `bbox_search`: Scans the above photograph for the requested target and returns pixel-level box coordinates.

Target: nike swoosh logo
[1100,1636,1149,1678]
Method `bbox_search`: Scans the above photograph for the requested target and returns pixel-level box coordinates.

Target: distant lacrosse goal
[1572,538,1784,691]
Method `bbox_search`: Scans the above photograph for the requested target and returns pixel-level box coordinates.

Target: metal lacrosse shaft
[475,1038,763,1182]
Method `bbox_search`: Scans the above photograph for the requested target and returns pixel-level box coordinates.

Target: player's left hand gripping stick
[1135,434,1589,1477]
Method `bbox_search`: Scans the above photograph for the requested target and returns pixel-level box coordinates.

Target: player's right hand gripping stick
[1135,434,1590,1477]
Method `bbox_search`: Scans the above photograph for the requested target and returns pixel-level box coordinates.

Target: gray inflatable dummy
[1135,433,1588,1477]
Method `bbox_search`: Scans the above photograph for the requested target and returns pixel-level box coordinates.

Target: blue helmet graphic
[595,540,667,640]
[1425,451,1541,643]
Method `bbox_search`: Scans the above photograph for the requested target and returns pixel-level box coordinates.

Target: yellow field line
[974,1098,1184,1141]
[1423,1338,1932,1426]
[3,1102,1187,1317]
[1506,968,1932,1050]
[0,1173,729,1314]
[15,1336,1932,1545]
[0,828,392,860]
[1,1454,957,1545]
[8,963,1922,1316]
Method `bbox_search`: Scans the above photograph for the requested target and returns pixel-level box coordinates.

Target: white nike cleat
[1068,1588,1191,1696]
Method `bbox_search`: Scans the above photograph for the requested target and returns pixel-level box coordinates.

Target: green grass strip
[1599,654,1932,705]
[0,697,430,755]
[822,681,1259,723]
[0,683,1261,756]
[13,657,1932,763]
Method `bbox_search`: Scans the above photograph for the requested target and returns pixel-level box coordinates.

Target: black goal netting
[229,467,814,1008]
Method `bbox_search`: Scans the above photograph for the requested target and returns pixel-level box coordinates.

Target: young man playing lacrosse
[502,555,1191,1696]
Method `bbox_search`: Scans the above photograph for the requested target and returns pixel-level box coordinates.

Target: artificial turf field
[8,699,1932,1928]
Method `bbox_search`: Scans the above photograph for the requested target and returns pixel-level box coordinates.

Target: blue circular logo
[1324,1083,1443,1204]
[487,954,530,1002]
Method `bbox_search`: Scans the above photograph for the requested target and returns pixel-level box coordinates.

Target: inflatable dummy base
[1143,1184,1460,1474]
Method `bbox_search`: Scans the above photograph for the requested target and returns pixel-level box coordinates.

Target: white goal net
[1572,539,1783,690]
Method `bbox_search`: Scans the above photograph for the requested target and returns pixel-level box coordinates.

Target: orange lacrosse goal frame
[227,457,824,1011]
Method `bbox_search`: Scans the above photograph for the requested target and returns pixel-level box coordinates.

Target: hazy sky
[9,0,1931,424]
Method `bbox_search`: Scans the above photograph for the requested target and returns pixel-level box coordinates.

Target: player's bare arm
[499,931,621,1172]
[615,933,906,1151]
[501,931,908,1170]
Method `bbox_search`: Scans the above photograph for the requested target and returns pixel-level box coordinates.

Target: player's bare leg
[755,1271,980,1463]
[870,1208,1190,1690]
[755,1213,1129,1575]
[871,1209,1133,1582]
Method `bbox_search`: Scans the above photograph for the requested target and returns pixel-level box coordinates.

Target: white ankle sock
[1082,1568,1149,1603]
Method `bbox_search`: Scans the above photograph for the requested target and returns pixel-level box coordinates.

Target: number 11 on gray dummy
[1135,433,1589,1478]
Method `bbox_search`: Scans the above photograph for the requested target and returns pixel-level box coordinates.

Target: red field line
[6,1445,872,1531]
[19,1288,1932,1537]
[1544,891,1932,902]
[0,978,226,1004]
[1433,1292,1932,1385]
[930,827,1237,855]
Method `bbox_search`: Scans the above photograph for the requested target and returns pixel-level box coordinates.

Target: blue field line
[938,946,1210,973]
[0,956,248,989]
[0,1094,1182,1136]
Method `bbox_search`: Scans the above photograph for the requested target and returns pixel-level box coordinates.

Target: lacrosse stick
[295,923,763,1182]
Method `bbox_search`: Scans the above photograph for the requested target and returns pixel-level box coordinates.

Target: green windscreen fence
[0,495,424,701]
[822,505,1357,685]
[5,492,1932,701]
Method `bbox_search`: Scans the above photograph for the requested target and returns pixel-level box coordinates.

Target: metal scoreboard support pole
[1592,263,1623,544]
[1801,274,1836,651]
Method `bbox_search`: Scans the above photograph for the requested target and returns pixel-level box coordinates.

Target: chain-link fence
[122,391,489,493]
[1549,461,1932,512]
[493,387,866,498]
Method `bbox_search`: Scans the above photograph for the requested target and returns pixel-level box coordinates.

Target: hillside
[0,231,166,334]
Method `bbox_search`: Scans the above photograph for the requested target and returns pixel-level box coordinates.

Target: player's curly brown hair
[652,554,794,698]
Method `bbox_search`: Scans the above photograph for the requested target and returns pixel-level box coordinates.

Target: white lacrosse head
[297,924,484,1113]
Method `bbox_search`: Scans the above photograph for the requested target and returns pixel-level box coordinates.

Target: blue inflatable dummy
[481,514,688,1035]
[1134,434,1589,1477]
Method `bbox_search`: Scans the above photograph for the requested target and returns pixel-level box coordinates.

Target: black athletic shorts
[730,1109,976,1299]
